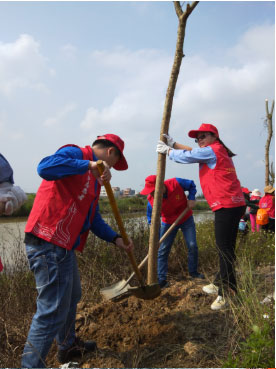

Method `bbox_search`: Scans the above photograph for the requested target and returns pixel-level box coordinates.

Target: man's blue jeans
[22,241,81,368]
[157,215,198,283]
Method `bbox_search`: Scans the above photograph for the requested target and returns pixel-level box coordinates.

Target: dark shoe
[57,337,97,364]
[159,280,169,289]
[190,272,205,279]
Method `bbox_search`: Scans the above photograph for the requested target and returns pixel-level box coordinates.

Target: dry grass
[0,217,274,368]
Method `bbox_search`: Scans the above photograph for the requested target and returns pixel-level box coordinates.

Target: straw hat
[264,185,275,194]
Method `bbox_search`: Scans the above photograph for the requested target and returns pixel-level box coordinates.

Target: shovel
[100,205,190,301]
[97,160,161,300]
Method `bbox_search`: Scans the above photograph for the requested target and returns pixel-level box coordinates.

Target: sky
[0,0,275,196]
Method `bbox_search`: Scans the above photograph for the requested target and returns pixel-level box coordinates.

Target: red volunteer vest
[259,194,275,218]
[25,145,100,251]
[148,178,192,224]
[199,142,245,211]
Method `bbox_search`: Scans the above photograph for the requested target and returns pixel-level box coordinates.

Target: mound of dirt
[48,278,234,368]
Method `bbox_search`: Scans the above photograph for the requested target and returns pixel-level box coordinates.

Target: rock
[184,341,200,357]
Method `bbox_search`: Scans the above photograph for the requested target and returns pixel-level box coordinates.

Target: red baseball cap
[140,175,156,195]
[96,134,128,171]
[188,123,219,138]
[241,187,251,194]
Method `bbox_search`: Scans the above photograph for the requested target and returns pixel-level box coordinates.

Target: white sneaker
[211,295,227,310]
[202,283,218,295]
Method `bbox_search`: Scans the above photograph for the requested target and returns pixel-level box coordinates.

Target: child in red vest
[156,123,246,311]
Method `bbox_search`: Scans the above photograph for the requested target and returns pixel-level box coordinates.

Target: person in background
[0,153,27,216]
[239,187,258,237]
[140,175,204,288]
[259,185,275,233]
[249,189,262,232]
[0,153,27,273]
[156,123,246,311]
[21,134,134,368]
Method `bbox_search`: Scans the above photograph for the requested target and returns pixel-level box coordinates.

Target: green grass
[1,193,210,218]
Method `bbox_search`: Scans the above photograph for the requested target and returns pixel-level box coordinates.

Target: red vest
[0,257,3,272]
[148,178,192,224]
[25,145,100,252]
[259,194,275,218]
[199,142,245,211]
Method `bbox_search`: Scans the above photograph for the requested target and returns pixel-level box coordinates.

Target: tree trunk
[265,99,274,186]
[147,1,199,285]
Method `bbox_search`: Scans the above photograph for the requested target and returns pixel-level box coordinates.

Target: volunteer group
[0,124,275,368]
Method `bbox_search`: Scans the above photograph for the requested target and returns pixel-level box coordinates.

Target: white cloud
[0,34,50,96]
[78,23,274,193]
[229,24,275,64]
[61,43,77,59]
[82,23,274,139]
[43,103,78,127]
[0,17,274,193]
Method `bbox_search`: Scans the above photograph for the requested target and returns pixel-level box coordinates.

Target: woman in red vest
[156,123,246,311]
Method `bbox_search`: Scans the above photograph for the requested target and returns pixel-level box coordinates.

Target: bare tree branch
[174,1,183,18]
[264,99,274,186]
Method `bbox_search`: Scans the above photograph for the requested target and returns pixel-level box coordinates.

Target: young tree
[147,1,199,285]
[264,99,275,186]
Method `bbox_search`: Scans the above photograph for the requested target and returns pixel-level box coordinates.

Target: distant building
[112,187,121,198]
[100,186,136,197]
[122,188,135,197]
[100,186,121,198]
[100,187,107,197]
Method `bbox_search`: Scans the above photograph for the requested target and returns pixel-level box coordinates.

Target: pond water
[0,211,214,272]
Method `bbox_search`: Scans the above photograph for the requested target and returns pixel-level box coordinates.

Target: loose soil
[1,265,274,368]
[47,278,236,368]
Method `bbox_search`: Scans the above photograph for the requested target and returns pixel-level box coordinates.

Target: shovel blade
[127,283,161,300]
[100,279,130,301]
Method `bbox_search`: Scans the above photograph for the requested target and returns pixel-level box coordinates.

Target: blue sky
[0,1,275,196]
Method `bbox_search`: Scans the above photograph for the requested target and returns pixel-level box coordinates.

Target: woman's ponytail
[217,138,236,157]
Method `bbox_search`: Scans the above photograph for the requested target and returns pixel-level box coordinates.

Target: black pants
[262,218,275,233]
[214,206,246,296]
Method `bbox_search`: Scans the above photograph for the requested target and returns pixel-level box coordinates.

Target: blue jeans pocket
[28,255,49,288]
[54,246,68,264]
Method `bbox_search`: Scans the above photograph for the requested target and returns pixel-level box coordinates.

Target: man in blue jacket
[22,134,134,368]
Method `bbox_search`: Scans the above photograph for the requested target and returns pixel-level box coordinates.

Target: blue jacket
[0,153,14,184]
[37,145,118,248]
[147,177,197,225]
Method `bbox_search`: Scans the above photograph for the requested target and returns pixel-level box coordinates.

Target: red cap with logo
[188,123,219,138]
[96,134,128,171]
[140,175,157,195]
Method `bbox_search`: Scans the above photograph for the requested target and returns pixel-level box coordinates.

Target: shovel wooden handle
[124,206,190,286]
[96,160,144,285]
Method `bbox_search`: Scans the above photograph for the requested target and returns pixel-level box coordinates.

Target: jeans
[157,215,198,282]
[22,241,81,368]
[214,206,246,296]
